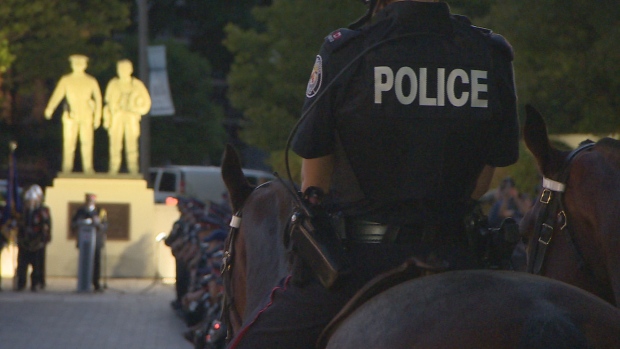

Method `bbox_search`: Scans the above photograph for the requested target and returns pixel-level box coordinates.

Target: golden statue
[44,54,103,174]
[103,59,151,174]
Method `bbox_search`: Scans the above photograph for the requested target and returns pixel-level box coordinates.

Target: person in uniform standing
[16,185,51,292]
[71,193,108,291]
[103,59,152,174]
[227,1,519,348]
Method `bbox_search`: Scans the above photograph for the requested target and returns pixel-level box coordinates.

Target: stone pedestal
[44,175,157,278]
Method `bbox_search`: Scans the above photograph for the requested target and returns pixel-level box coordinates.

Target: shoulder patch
[323,28,361,53]
[472,26,514,61]
[306,55,323,98]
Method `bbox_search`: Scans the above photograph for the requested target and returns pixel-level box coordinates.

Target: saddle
[316,257,447,348]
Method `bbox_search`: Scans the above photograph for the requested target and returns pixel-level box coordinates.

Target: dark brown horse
[520,105,620,306]
[221,143,620,348]
[220,144,293,337]
[323,269,620,349]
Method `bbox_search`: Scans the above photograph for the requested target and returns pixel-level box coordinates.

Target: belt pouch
[290,210,350,289]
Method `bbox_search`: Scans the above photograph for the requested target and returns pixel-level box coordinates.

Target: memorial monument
[41,56,162,280]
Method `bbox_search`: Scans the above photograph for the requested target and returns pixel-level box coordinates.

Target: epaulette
[453,14,472,26]
[323,28,361,53]
[472,26,514,61]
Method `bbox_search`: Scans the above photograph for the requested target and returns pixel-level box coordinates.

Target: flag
[1,142,21,246]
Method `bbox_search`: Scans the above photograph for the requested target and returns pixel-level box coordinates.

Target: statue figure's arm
[102,80,115,129]
[133,78,152,115]
[92,78,103,128]
[44,77,67,119]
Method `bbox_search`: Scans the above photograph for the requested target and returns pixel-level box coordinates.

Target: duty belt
[345,219,429,244]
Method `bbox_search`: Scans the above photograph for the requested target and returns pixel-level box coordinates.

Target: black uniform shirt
[71,205,108,248]
[292,1,519,223]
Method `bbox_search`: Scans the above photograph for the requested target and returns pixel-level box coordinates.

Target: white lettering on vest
[374,66,488,108]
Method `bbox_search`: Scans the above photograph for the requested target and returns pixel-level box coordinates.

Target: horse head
[521,105,620,306]
[221,144,294,336]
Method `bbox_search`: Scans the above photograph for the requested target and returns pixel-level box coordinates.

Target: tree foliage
[0,0,130,90]
[149,0,271,77]
[225,0,365,153]
[0,37,14,74]
[148,39,226,166]
[482,0,620,133]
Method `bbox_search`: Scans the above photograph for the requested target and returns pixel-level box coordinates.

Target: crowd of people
[481,176,534,271]
[163,194,232,349]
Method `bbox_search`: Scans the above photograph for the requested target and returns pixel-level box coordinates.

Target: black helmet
[348,0,379,30]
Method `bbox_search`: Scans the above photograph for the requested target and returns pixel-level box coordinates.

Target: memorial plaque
[67,202,130,240]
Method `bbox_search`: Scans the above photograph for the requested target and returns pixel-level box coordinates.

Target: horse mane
[596,137,620,149]
[594,138,620,170]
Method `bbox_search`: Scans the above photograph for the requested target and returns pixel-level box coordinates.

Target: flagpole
[7,141,17,290]
[0,141,17,290]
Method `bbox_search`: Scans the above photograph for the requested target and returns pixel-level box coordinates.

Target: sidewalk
[0,277,193,349]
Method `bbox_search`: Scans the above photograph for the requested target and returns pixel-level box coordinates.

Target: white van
[149,165,274,204]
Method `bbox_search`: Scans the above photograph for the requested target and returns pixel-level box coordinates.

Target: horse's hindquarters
[325,270,620,349]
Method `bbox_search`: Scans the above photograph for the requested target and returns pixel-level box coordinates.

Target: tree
[0,36,15,108]
[225,0,365,172]
[0,0,130,123]
[481,0,620,133]
[147,39,226,166]
[146,0,272,78]
[0,0,131,181]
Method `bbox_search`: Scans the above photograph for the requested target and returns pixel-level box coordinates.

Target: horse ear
[222,143,255,212]
[524,104,555,176]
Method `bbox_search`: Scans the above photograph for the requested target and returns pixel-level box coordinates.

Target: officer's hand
[44,108,53,120]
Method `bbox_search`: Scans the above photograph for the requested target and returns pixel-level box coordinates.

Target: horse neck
[543,152,620,306]
[237,181,293,318]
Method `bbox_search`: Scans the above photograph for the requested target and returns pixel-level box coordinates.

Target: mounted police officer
[227,1,519,348]
[16,185,51,291]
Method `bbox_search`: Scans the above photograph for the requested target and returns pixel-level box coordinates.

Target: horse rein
[528,141,595,275]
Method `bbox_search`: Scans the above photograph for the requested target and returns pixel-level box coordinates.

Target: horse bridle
[220,181,287,341]
[527,141,595,275]
[221,207,243,341]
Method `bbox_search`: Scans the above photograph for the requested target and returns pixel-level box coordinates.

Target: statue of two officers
[45,55,151,175]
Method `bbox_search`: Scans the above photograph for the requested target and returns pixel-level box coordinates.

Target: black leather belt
[346,219,399,243]
[345,219,426,244]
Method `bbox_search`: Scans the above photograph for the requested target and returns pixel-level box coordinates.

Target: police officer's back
[228,1,519,348]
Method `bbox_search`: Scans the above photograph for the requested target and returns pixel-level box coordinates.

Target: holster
[289,207,350,289]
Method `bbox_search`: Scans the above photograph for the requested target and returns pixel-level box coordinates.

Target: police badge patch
[306,55,323,98]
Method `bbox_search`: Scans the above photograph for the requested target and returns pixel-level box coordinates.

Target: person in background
[488,177,532,228]
[71,193,108,291]
[488,177,532,271]
[16,185,51,291]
